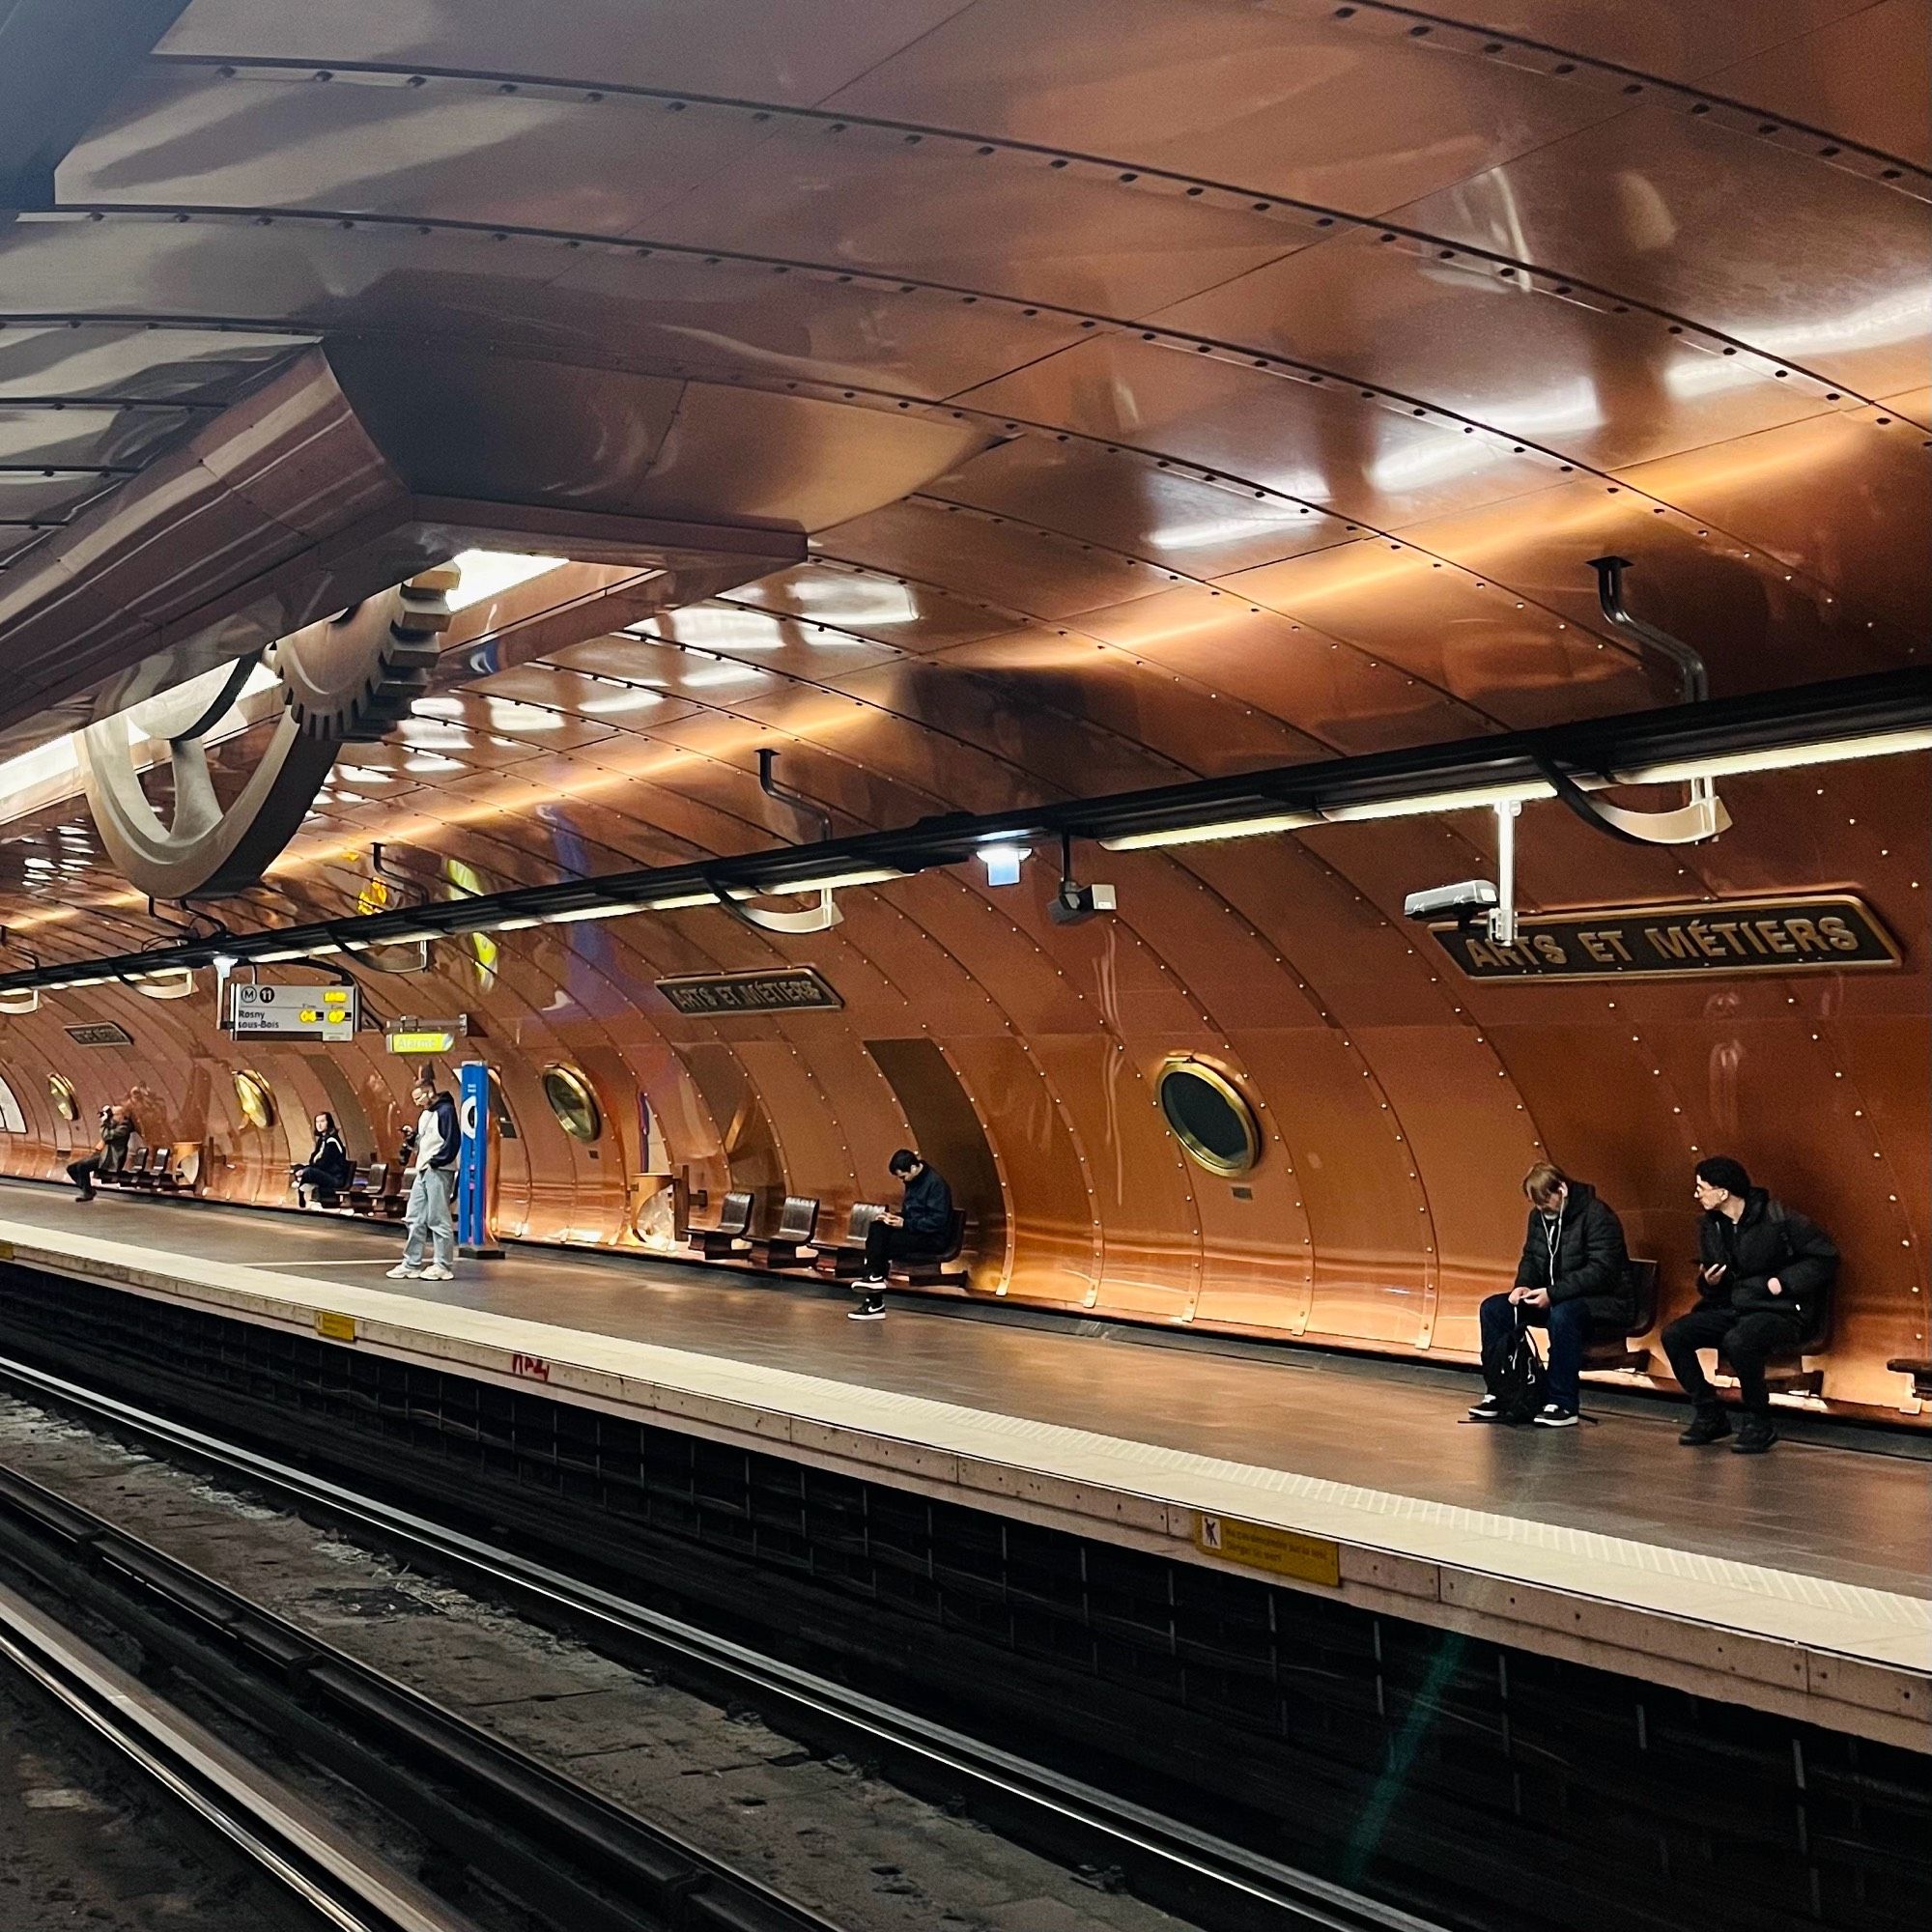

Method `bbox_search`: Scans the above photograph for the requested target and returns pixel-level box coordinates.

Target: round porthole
[47,1073,79,1123]
[233,1069,275,1130]
[541,1065,601,1144]
[1157,1059,1260,1176]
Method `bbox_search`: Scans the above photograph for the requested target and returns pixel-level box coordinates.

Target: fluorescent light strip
[1317,781,1553,824]
[1102,810,1321,852]
[1621,725,1932,786]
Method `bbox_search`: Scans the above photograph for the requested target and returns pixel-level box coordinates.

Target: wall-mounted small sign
[64,1022,133,1048]
[1195,1513,1341,1587]
[1432,894,1899,983]
[655,967,842,1015]
[388,1027,460,1056]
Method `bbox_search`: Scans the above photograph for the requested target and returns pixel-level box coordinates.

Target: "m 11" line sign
[1432,895,1900,983]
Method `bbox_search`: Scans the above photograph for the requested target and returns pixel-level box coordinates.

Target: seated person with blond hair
[1469,1162,1630,1428]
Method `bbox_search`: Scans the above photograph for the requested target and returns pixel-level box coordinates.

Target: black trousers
[67,1153,113,1194]
[1662,1304,1804,1416]
[296,1162,346,1202]
[862,1220,943,1284]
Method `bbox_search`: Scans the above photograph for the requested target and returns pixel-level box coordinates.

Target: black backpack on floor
[1493,1317,1548,1425]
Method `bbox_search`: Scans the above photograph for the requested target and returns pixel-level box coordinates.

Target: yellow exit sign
[388,1030,456,1055]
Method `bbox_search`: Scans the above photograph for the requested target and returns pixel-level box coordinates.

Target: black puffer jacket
[1515,1180,1631,1324]
[1697,1190,1837,1321]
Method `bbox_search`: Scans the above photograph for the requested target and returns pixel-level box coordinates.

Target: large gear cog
[79,567,457,901]
[270,565,458,741]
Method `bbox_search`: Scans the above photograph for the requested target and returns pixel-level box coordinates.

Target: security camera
[1402,878,1498,923]
[1050,880,1118,925]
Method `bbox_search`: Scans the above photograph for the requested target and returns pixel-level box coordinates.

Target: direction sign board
[228,981,358,1041]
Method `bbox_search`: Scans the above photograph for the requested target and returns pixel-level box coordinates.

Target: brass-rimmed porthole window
[541,1064,601,1144]
[1157,1058,1261,1177]
[233,1069,275,1130]
[46,1073,79,1123]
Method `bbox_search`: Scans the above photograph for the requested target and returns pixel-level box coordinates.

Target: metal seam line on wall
[5,671,1930,994]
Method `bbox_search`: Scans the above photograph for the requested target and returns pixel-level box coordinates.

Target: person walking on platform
[294,1111,352,1208]
[1662,1156,1837,1455]
[1469,1162,1630,1428]
[389,1075,461,1282]
[849,1149,953,1321]
[69,1103,134,1202]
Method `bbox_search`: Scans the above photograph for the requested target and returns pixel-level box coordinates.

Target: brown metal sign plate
[655,967,842,1015]
[63,1023,134,1047]
[1431,895,1900,983]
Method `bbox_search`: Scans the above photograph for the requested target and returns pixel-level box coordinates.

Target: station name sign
[1432,895,1900,983]
[655,967,842,1015]
[64,1022,133,1048]
[229,981,358,1041]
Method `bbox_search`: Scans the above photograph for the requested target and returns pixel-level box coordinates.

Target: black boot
[1731,1415,1776,1455]
[1678,1407,1732,1446]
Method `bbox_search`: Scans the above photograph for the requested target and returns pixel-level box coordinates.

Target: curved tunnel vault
[0,0,1924,1419]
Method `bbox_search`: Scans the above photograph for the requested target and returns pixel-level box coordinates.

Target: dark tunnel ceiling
[0,0,1926,949]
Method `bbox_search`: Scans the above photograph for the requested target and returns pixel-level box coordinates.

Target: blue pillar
[456,1060,502,1258]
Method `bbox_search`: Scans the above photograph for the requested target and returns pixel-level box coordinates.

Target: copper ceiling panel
[640,605,900,684]
[1049,582,1496,753]
[0,404,193,469]
[814,497,1172,621]
[728,562,1019,654]
[65,70,761,238]
[925,625,1317,776]
[1217,542,1654,727]
[828,0,1618,215]
[1410,0,1870,76]
[0,324,307,400]
[1615,408,1932,641]
[1707,0,1931,167]
[1389,477,1914,689]
[920,438,1352,578]
[1153,229,1841,474]
[158,0,979,107]
[0,216,1095,405]
[959,337,1562,527]
[1391,108,1932,401]
[643,116,1305,316]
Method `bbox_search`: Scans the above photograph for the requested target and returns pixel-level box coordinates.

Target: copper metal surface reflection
[0,0,1922,1419]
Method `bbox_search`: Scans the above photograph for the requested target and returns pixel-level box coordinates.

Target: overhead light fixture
[641,890,728,911]
[542,904,628,925]
[977,841,1028,887]
[444,550,567,612]
[1102,810,1321,852]
[1622,725,1932,786]
[1318,781,1553,824]
[768,867,906,893]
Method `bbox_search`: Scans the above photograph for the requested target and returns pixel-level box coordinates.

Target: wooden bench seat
[1888,1357,1932,1400]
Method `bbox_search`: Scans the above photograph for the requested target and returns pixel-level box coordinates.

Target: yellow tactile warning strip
[1,1216,1925,1745]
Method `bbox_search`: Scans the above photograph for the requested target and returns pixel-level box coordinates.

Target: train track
[0,1348,1442,1932]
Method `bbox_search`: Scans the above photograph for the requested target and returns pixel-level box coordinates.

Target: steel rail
[0,1350,1444,1932]
[0,1573,476,1932]
[0,1441,850,1932]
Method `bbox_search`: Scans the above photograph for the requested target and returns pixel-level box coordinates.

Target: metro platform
[0,1179,1923,1754]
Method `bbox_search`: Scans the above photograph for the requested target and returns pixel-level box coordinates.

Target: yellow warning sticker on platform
[314,1310,357,1344]
[1194,1514,1340,1587]
[0,1239,14,1261]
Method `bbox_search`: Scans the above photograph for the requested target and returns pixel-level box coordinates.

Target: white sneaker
[418,1264,455,1281]
[1532,1404,1579,1428]
[853,1275,887,1290]
[386,1263,423,1279]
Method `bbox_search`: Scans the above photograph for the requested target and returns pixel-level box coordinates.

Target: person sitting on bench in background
[69,1103,134,1202]
[1470,1162,1630,1428]
[849,1149,952,1321]
[1662,1155,1838,1455]
[293,1110,352,1208]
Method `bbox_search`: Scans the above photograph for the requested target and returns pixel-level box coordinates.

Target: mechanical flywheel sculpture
[79,567,457,900]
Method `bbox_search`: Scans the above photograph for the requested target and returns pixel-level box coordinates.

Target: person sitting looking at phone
[1662,1156,1838,1455]
[1469,1162,1630,1428]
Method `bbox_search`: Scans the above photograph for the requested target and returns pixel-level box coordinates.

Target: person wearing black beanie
[1662,1156,1838,1453]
